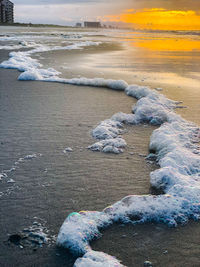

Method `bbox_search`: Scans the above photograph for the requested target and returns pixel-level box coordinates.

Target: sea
[0,26,200,266]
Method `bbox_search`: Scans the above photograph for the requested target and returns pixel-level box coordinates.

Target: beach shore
[0,27,200,266]
[0,54,156,266]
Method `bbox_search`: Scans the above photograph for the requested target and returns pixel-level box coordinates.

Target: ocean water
[0,26,200,266]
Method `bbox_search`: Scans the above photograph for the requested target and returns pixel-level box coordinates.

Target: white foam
[63,147,73,153]
[74,250,125,267]
[0,32,100,42]
[0,153,41,182]
[0,51,41,72]
[102,145,124,154]
[19,74,129,91]
[0,40,38,50]
[22,218,53,247]
[7,178,15,183]
[87,83,181,155]
[1,33,200,265]
[54,77,128,91]
[87,119,126,154]
[0,41,102,83]
[0,173,7,180]
[111,112,136,124]
[57,82,200,265]
[0,37,127,94]
[24,154,38,160]
[62,34,82,39]
[125,84,179,125]
[0,34,65,42]
[57,211,111,255]
[88,138,126,154]
[92,120,123,140]
[25,41,102,55]
[125,84,177,106]
[19,68,60,81]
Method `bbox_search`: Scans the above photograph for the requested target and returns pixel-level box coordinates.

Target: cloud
[12,0,200,26]
[14,2,121,25]
[13,0,110,5]
[12,0,200,9]
[103,8,200,30]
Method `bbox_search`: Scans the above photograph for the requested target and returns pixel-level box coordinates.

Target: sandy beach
[0,49,156,266]
[0,26,200,266]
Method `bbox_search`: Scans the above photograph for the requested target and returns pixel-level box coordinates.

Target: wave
[0,31,107,43]
[0,40,101,80]
[0,41,37,50]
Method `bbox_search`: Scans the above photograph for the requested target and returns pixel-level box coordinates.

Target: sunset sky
[12,0,200,30]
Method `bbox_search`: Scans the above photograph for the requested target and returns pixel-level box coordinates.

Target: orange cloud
[104,8,200,30]
[134,39,200,51]
[124,9,135,13]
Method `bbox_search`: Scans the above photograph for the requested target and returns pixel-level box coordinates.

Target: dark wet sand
[0,50,157,266]
[0,43,200,267]
[92,221,200,267]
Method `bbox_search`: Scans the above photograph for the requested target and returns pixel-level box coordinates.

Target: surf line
[56,81,200,266]
[1,44,200,266]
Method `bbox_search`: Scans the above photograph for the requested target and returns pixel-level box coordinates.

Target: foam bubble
[1,32,200,266]
[74,250,125,267]
[0,173,7,180]
[0,41,102,81]
[88,138,126,154]
[63,147,73,153]
[57,83,200,265]
[0,41,37,50]
[57,211,111,255]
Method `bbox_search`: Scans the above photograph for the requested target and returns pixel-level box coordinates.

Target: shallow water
[0,26,200,266]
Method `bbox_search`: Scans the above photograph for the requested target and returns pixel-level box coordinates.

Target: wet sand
[0,28,200,267]
[93,221,200,267]
[0,54,156,266]
[32,41,200,126]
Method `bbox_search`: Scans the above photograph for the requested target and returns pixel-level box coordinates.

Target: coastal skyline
[12,0,200,30]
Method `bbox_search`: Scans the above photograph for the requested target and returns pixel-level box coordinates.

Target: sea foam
[0,40,102,81]
[57,83,200,266]
[88,119,126,154]
[88,84,179,154]
[74,250,124,267]
[1,35,200,266]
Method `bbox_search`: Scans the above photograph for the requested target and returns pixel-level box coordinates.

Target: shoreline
[0,23,72,28]
[0,65,156,266]
[0,27,200,267]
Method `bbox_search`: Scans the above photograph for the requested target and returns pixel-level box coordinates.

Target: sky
[12,0,200,30]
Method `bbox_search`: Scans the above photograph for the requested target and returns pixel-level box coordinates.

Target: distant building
[75,23,82,27]
[84,21,101,28]
[0,0,14,23]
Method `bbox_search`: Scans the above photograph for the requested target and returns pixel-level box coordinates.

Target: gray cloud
[12,0,200,9]
[13,0,109,5]
[13,0,200,26]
